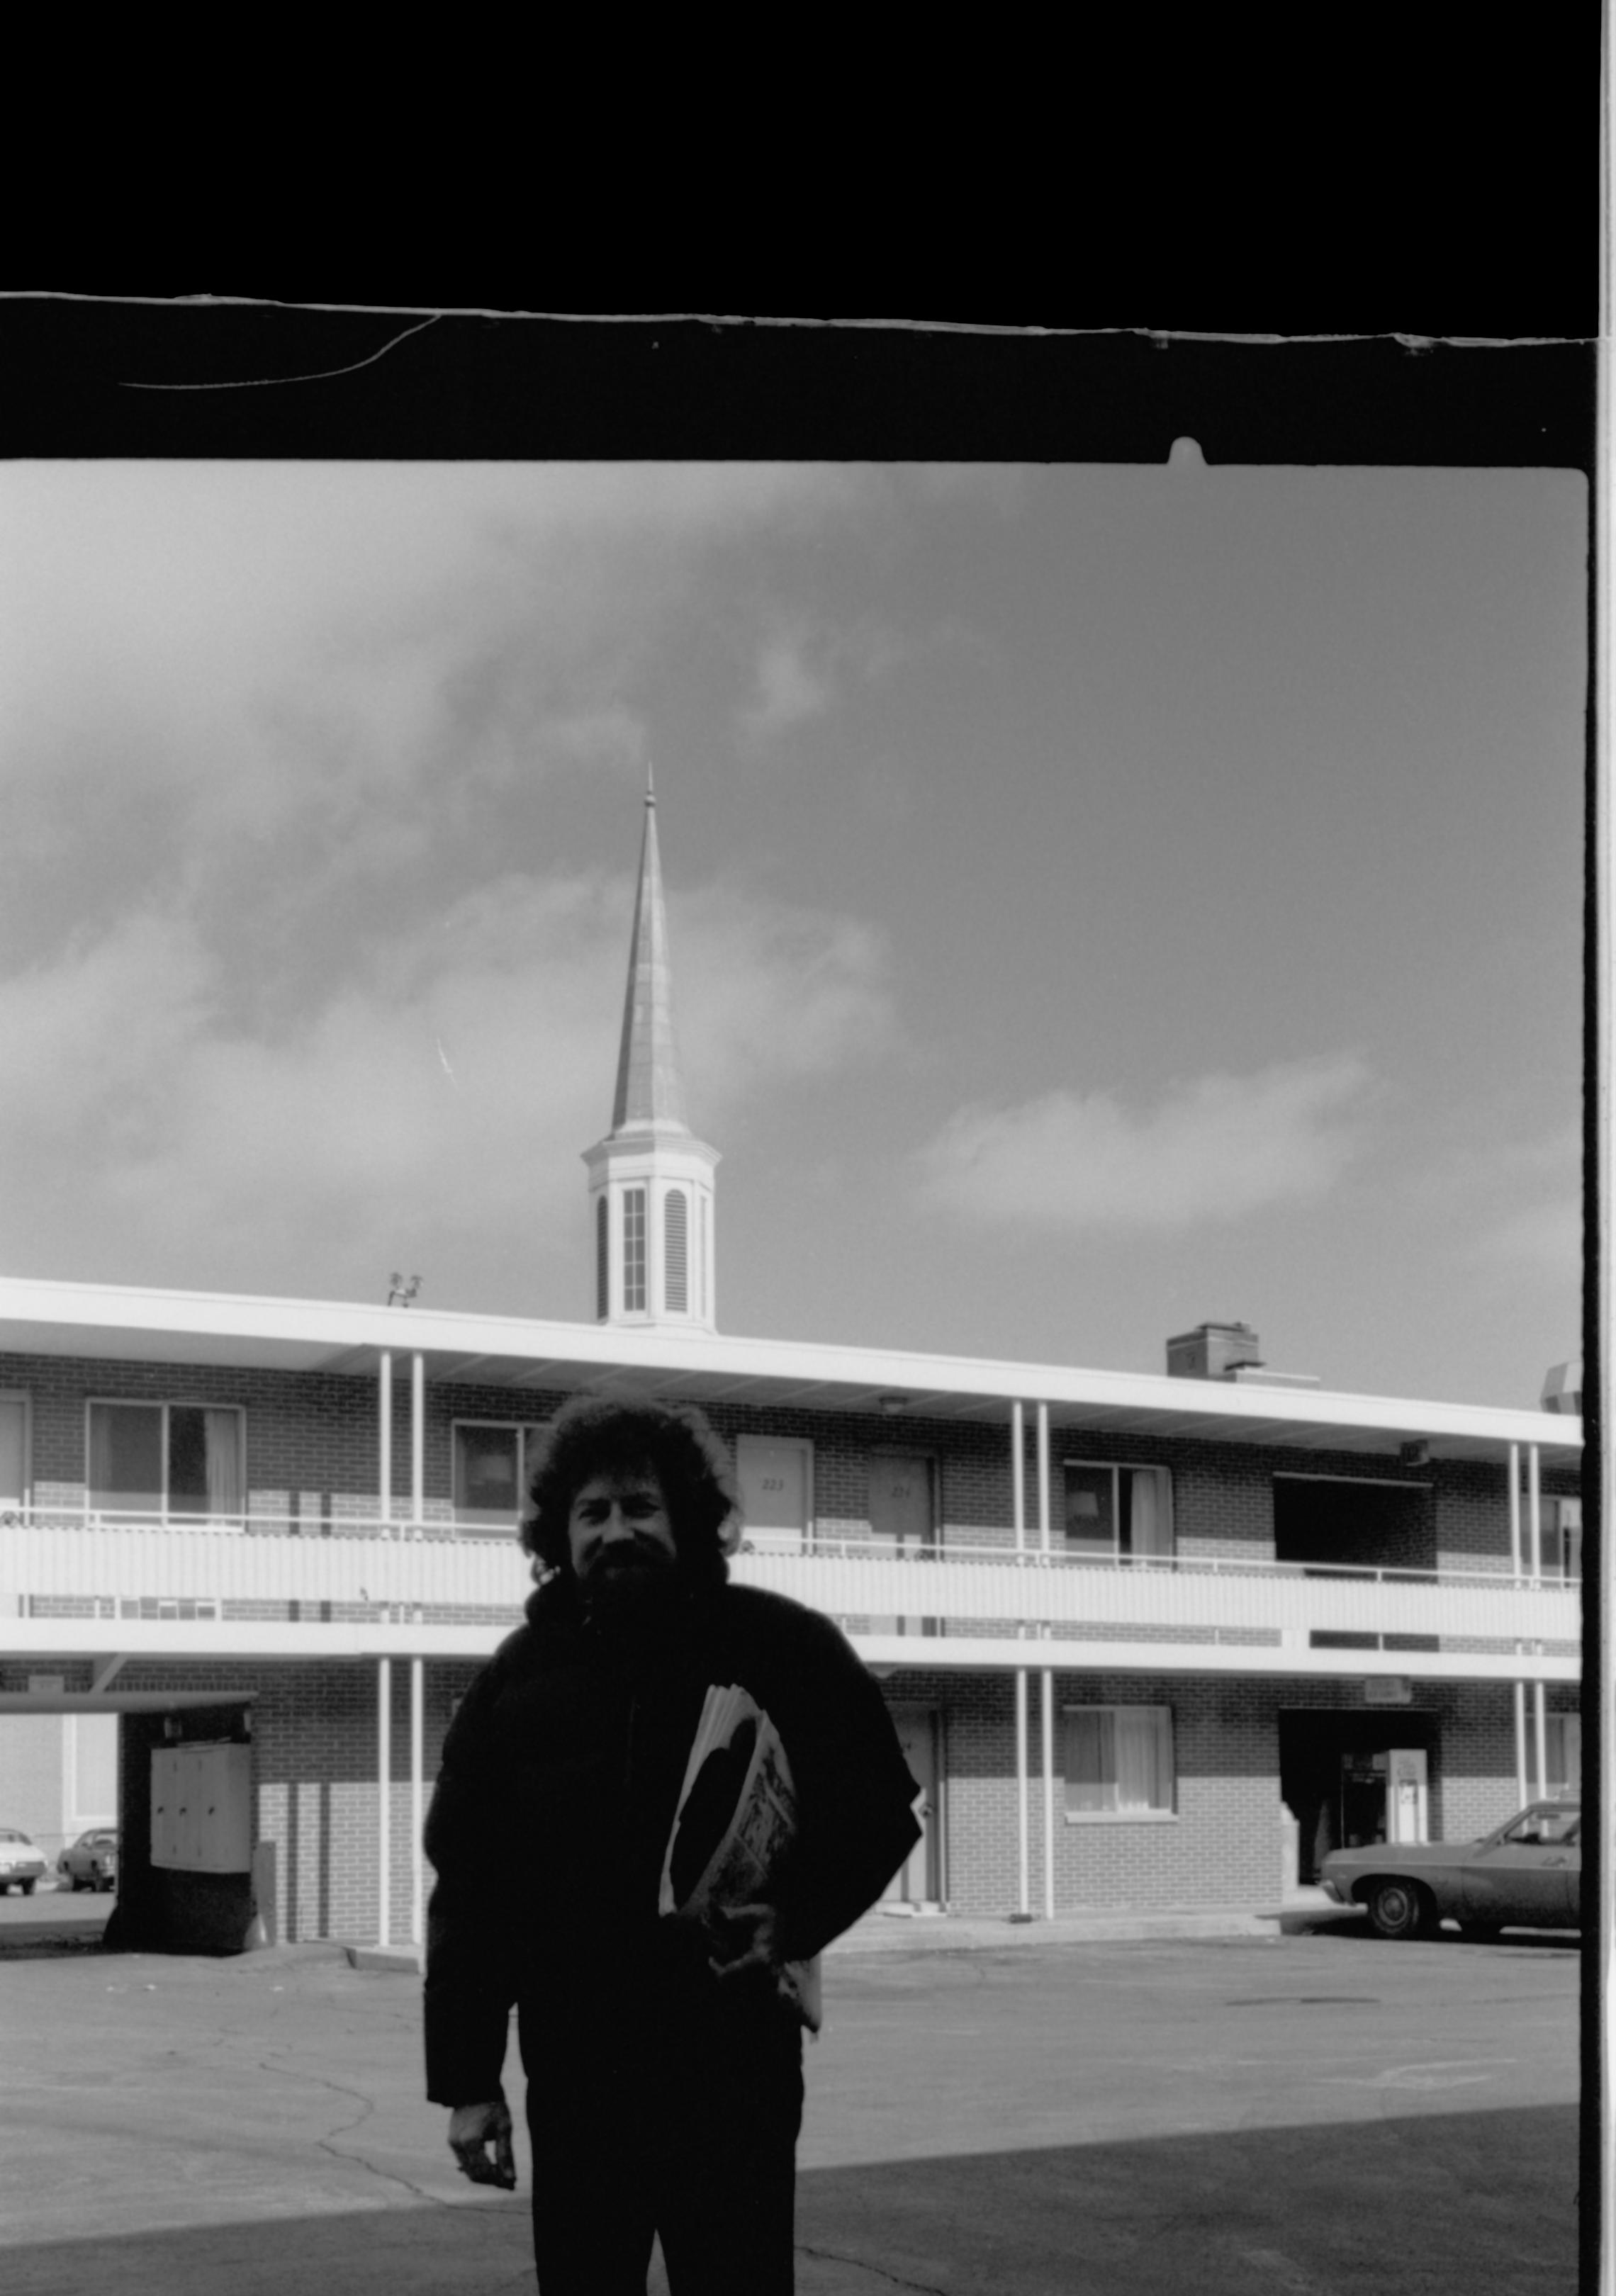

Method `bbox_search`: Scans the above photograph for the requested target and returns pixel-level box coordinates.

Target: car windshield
[1500,1809,1579,1847]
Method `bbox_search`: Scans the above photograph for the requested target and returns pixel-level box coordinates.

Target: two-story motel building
[0,789,1583,1948]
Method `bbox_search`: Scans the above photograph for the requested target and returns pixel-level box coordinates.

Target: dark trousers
[523,1988,804,2296]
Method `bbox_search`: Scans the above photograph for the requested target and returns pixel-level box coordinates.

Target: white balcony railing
[0,1512,1582,1651]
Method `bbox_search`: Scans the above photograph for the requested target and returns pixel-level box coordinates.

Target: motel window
[1062,1462,1172,1563]
[624,1189,646,1313]
[1542,1498,1582,1582]
[88,1402,245,1523]
[454,1423,537,1534]
[1063,1706,1175,1818]
[1544,1712,1582,1796]
[0,1395,28,1515]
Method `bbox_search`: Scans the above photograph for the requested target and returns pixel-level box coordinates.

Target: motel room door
[882,1706,940,1906]
[868,1453,936,1638]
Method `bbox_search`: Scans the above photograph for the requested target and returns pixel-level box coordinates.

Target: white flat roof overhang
[0,1275,1582,1469]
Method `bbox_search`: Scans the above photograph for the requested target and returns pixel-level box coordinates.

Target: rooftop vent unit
[1541,1358,1583,1415]
[1165,1322,1264,1381]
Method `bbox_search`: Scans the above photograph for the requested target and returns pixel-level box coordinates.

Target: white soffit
[0,1275,1582,1467]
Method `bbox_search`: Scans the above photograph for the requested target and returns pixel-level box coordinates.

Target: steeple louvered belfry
[583,773,719,1329]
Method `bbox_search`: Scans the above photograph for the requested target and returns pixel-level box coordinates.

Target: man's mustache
[585,1537,675,1572]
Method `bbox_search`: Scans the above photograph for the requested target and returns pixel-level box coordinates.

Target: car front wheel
[1366,1879,1432,1940]
[18,1879,35,1896]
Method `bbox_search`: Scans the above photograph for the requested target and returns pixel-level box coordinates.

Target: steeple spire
[608,767,688,1135]
[583,773,719,1331]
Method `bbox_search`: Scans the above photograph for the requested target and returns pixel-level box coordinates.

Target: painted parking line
[1319,2057,1517,2090]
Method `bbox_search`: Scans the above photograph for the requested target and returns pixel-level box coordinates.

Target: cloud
[914,1053,1374,1236]
[0,461,864,919]
[1448,1124,1583,1282]
[0,872,896,1311]
[739,631,836,736]
[1477,1198,1582,1276]
[735,612,917,743]
[0,911,214,1135]
[672,891,894,1115]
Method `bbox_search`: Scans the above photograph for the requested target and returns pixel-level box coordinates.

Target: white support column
[1527,1443,1543,1582]
[410,1657,425,1949]
[1014,1668,1029,1918]
[410,1351,425,1535]
[1041,1668,1055,1922]
[1527,1445,1545,1806]
[1012,1402,1026,1650]
[1508,1443,1526,1796]
[378,1351,393,1529]
[1036,1407,1053,1918]
[1036,1404,1051,1557]
[1012,1402,1025,1555]
[377,1658,392,1949]
[1508,1442,1521,1576]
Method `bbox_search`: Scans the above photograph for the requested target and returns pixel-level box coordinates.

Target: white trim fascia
[0,1616,1578,1683]
[842,1636,1581,1682]
[0,1273,1582,1458]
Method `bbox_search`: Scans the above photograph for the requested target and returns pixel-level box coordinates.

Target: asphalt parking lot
[0,1914,1580,2295]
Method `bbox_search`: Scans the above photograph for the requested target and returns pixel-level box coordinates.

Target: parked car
[57,1828,119,1893]
[1320,1799,1581,1939]
[0,1828,47,1896]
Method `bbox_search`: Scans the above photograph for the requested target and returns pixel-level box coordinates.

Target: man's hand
[449,2099,516,2189]
[708,1902,788,1990]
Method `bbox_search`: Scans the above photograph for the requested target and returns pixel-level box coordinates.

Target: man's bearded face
[566,1469,678,1583]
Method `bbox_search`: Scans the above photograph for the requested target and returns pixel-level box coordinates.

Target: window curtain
[203,1409,243,1519]
[0,1400,24,1509]
[1066,1711,1111,1812]
[89,1402,163,1516]
[1113,1709,1172,1811]
[1545,1713,1582,1795]
[1128,1469,1172,1562]
[1067,1708,1172,1813]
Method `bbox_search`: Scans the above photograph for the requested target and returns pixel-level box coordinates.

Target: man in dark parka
[423,1394,921,2295]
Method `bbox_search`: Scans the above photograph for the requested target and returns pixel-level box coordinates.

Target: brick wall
[0,1354,1580,1937]
[3,1352,1554,1591]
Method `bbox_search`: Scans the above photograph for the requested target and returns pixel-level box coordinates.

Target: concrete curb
[342,1899,1353,1976]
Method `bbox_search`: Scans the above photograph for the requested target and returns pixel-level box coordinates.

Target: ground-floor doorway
[882,1705,941,1906]
[1279,1708,1440,1884]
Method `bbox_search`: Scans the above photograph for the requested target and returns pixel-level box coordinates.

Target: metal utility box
[1165,1322,1263,1380]
[150,1742,252,1874]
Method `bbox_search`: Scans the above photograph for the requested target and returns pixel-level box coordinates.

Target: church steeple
[583,773,719,1331]
[609,771,689,1135]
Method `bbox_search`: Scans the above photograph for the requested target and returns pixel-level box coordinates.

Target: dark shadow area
[0,2105,1576,2296]
[0,1925,109,1959]
[109,1704,256,1957]
[1281,1908,1580,1953]
[796,2106,1578,2296]
[0,2197,534,2296]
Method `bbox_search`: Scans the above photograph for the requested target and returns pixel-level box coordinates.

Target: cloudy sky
[0,456,1583,1407]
